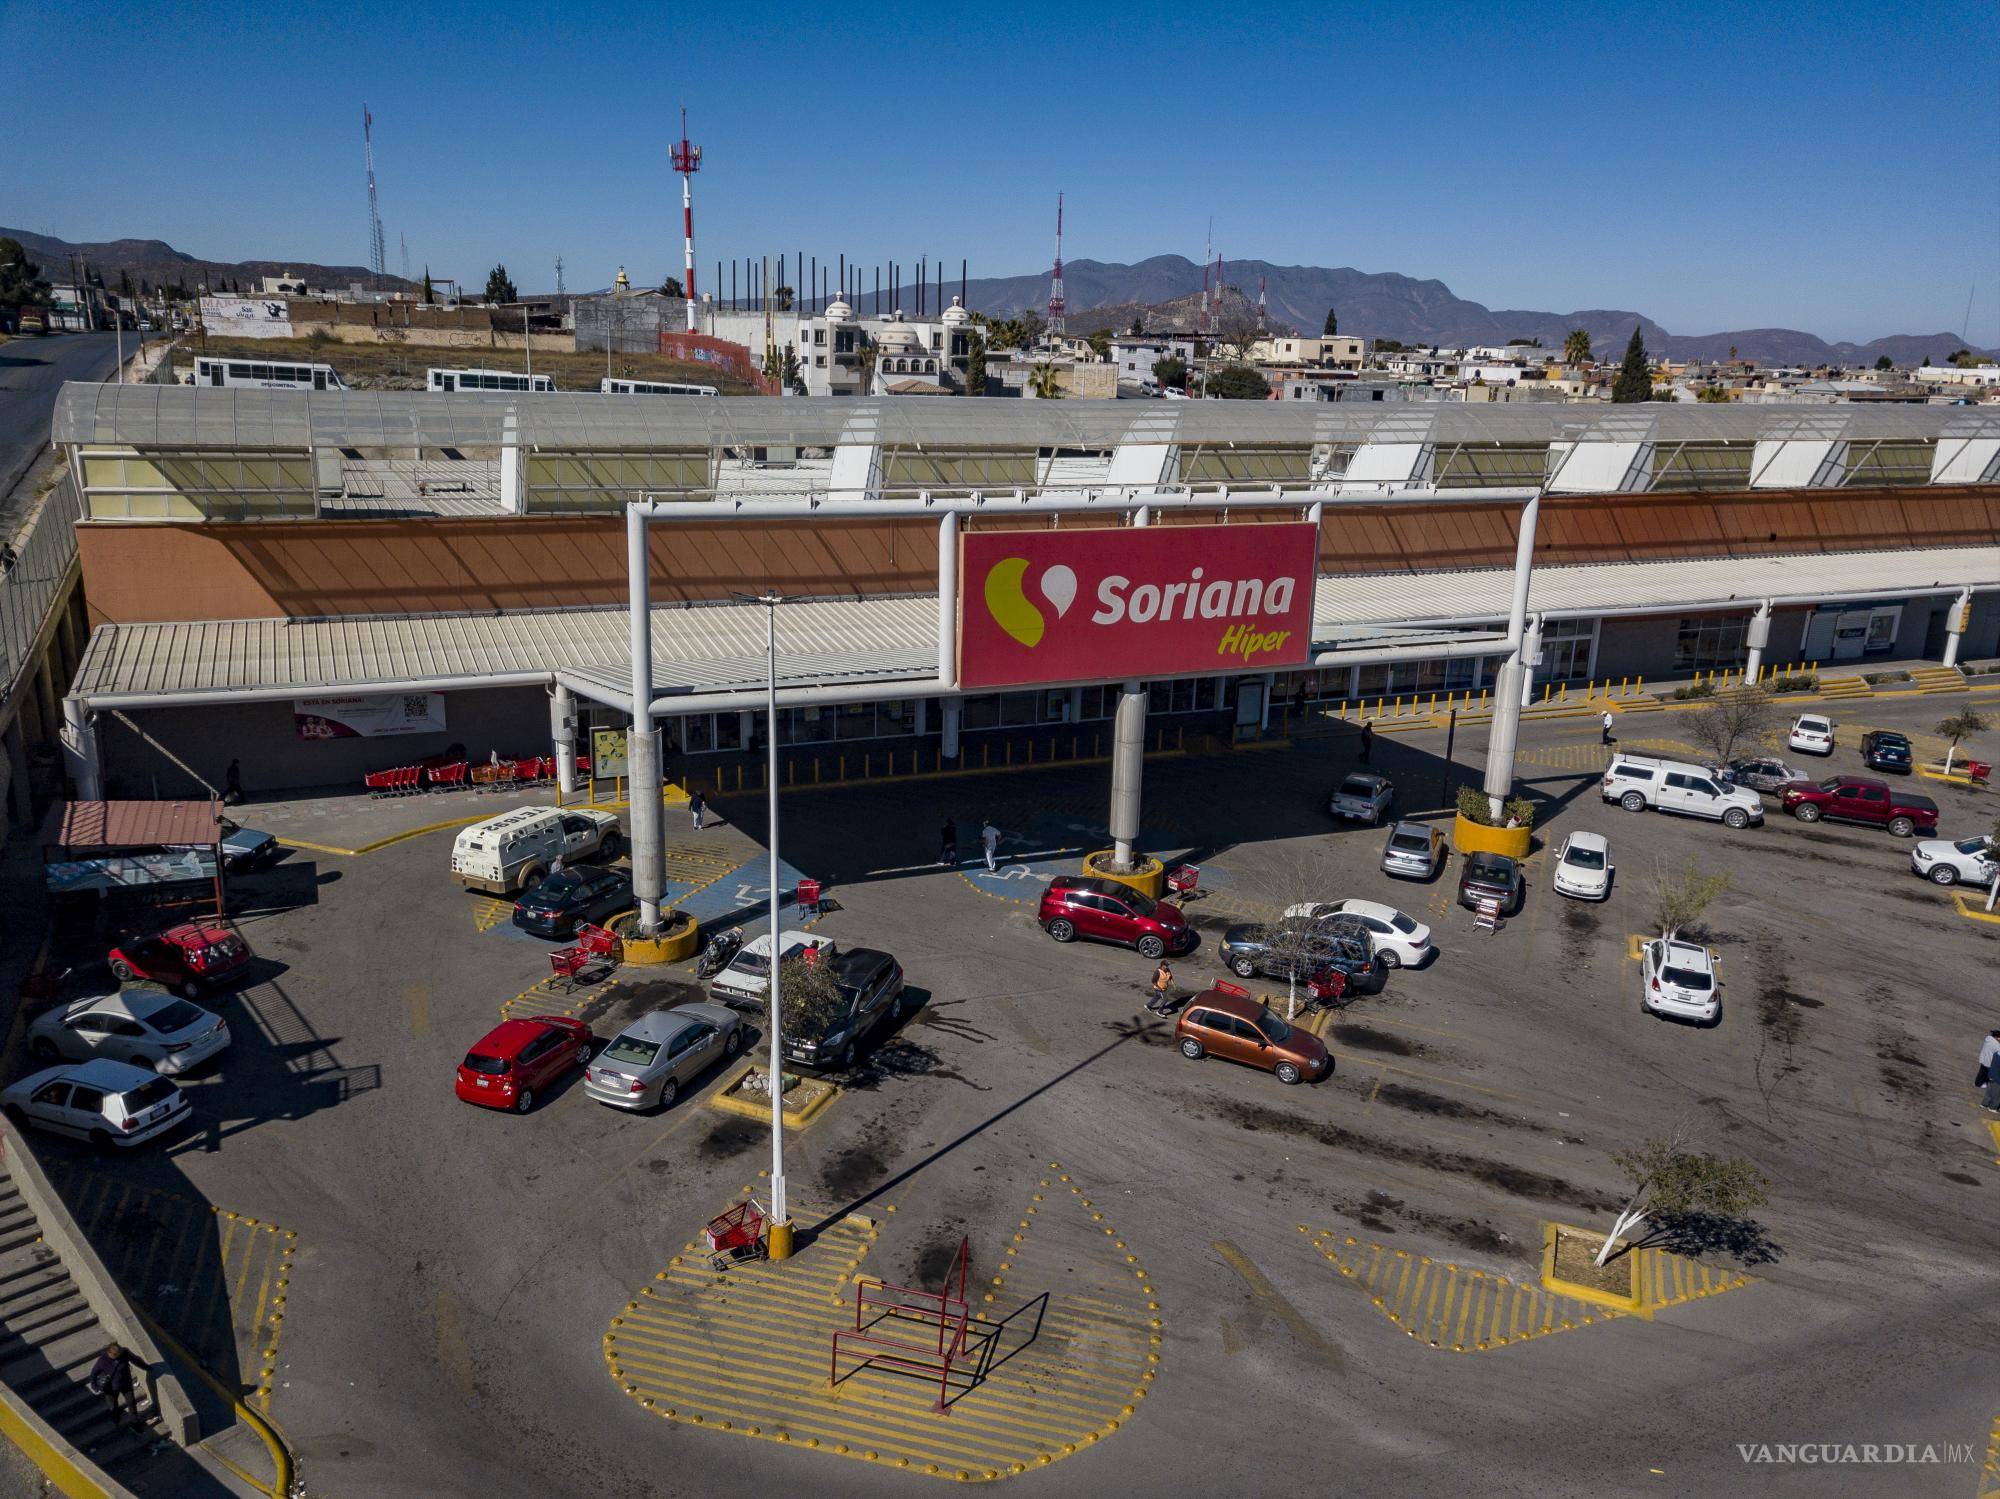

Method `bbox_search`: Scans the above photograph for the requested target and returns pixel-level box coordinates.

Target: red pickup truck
[1779,775,1938,837]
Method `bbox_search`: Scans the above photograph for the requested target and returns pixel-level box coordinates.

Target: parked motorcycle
[694,928,744,981]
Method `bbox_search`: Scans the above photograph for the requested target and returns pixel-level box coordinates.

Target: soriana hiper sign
[958,523,1317,690]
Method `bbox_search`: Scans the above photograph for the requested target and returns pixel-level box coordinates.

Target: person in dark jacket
[938,818,958,867]
[89,1343,141,1426]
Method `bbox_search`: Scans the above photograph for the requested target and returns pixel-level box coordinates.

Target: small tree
[483,265,516,304]
[1261,910,1343,1020]
[1611,327,1651,403]
[1683,683,1777,765]
[1562,328,1592,365]
[1128,316,1144,336]
[1936,707,1990,775]
[1322,308,1338,336]
[1152,355,1187,391]
[775,284,794,312]
[421,266,435,304]
[1086,328,1112,361]
[965,331,987,395]
[1598,1129,1769,1266]
[1028,361,1063,399]
[1696,384,1734,403]
[1873,354,1893,371]
[660,275,685,298]
[777,953,845,1040]
[0,239,49,308]
[1206,364,1271,400]
[1647,855,1729,942]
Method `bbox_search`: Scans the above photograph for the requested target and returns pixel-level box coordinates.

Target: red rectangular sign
[958,522,1318,690]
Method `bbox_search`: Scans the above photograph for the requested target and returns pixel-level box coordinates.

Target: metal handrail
[0,474,83,706]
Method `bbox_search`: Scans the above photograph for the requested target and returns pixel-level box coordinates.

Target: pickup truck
[1779,775,1937,837]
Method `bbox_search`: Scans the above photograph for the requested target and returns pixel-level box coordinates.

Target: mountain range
[1,228,413,298]
[959,255,1990,367]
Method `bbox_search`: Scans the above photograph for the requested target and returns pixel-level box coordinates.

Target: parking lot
[15,687,2000,1498]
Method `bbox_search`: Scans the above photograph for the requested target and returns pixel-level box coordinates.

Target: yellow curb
[1950,894,2000,927]
[1540,1223,1651,1319]
[706,1061,844,1131]
[1988,1120,2000,1163]
[1627,934,1647,961]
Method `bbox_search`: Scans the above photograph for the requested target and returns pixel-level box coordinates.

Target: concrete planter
[1540,1223,1650,1318]
[1452,813,1531,860]
[609,910,698,965]
[1082,850,1165,899]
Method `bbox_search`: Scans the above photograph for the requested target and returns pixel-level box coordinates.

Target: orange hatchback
[1174,983,1331,1086]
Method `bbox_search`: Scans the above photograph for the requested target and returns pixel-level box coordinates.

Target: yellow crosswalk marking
[469,895,513,932]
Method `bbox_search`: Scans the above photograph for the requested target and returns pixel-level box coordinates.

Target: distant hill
[1,228,414,298]
[961,254,1993,367]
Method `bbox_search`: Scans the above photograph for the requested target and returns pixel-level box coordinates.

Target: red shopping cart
[1164,864,1202,900]
[794,877,823,918]
[704,1199,767,1271]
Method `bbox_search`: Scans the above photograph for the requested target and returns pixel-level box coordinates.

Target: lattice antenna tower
[555,257,566,296]
[363,106,387,288]
[399,233,410,286]
[1047,193,1066,339]
[670,107,703,332]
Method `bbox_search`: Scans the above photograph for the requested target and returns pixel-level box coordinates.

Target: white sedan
[27,987,230,1076]
[1551,831,1614,900]
[1909,835,1998,887]
[1284,898,1434,969]
[1787,714,1835,755]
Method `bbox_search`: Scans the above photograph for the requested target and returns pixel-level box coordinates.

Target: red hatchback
[107,922,252,998]
[1037,876,1192,959]
[455,1015,593,1114]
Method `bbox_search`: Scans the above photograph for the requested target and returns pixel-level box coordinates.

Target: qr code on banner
[401,696,430,722]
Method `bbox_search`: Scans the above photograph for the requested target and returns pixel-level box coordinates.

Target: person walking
[88,1343,141,1428]
[980,819,1001,873]
[1601,710,1615,747]
[689,788,706,831]
[1147,960,1175,1015]
[223,758,243,806]
[1359,720,1374,765]
[938,817,958,867]
[1981,1030,2000,1110]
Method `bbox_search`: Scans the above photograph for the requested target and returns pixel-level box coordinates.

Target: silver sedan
[583,1003,744,1111]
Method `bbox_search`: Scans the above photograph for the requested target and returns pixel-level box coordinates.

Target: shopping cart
[704,1199,767,1271]
[794,877,824,919]
[1164,864,1202,901]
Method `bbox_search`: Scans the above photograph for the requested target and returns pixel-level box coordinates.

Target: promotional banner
[198,296,296,339]
[294,693,448,740]
[959,523,1317,690]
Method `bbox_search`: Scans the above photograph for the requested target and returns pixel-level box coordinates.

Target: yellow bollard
[1542,682,1551,703]
[1178,726,1185,750]
[1005,741,1013,765]
[1636,675,1643,696]
[1428,692,1436,716]
[983,744,990,768]
[1094,733,1101,756]
[716,768,724,792]
[816,759,823,785]
[1027,741,1034,764]
[1481,689,1489,710]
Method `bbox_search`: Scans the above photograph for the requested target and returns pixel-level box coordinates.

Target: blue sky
[5,0,1995,344]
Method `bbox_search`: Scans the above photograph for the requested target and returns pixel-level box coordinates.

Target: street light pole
[747,591,794,1260]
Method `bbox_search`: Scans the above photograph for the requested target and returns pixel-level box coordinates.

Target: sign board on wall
[590,727,629,777]
[958,523,1317,690]
[294,693,448,740]
[198,296,296,339]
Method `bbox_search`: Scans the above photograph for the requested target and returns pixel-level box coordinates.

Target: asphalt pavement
[0,331,141,533]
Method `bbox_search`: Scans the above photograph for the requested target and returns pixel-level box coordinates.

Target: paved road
[0,331,143,530]
[13,689,2000,1498]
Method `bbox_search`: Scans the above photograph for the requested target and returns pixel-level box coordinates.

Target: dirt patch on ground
[1205,1096,1613,1212]
[695,1116,762,1161]
[1550,1225,1634,1297]
[1348,1190,1520,1258]
[1331,1025,1419,1057]
[1942,1172,1980,1186]
[819,1135,891,1203]
[1374,1083,1544,1132]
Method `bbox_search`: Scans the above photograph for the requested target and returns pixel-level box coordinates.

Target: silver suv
[1380,820,1445,879]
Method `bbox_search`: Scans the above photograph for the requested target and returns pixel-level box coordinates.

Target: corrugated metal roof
[44,799,221,850]
[72,544,2000,707]
[54,384,2000,453]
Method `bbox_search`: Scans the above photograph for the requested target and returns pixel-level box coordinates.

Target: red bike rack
[830,1236,973,1412]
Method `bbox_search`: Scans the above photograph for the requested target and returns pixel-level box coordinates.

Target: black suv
[1216,915,1385,996]
[782,948,908,1070]
[1860,730,1914,774]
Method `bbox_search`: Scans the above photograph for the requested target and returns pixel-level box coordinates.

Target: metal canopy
[54,385,2000,454]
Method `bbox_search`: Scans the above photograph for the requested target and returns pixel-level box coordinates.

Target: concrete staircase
[1818,674,1873,700]
[1912,665,1968,694]
[0,1160,179,1486]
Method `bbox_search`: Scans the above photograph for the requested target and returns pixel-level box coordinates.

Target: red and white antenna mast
[1046,192,1066,339]
[1197,220,1213,336]
[670,107,702,332]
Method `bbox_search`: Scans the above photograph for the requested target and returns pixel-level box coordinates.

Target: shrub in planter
[1455,785,1535,829]
[1671,681,1716,701]
[1764,670,1815,694]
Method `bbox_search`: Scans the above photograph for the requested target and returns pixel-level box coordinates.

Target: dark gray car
[1723,756,1802,794]
[583,1003,743,1111]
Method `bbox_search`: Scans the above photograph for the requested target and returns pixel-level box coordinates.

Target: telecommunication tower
[399,232,410,286]
[362,106,386,288]
[555,257,566,296]
[1046,193,1066,339]
[670,108,702,332]
[1257,275,1268,333]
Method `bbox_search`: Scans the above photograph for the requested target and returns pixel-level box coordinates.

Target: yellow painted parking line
[1951,895,2000,928]
[606,1163,1159,1481]
[469,895,513,933]
[1987,1122,2000,1164]
[1980,1414,2000,1498]
[53,1173,298,1413]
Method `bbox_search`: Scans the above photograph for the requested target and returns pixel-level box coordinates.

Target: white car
[27,987,230,1076]
[2,1059,190,1148]
[1787,714,1835,756]
[1284,899,1434,969]
[1551,831,1614,900]
[709,930,836,1006]
[1909,835,1998,887]
[1639,939,1720,1026]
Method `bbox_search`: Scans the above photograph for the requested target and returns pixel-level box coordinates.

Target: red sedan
[455,1015,593,1114]
[107,922,252,997]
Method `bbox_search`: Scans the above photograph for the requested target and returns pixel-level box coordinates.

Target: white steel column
[626,507,665,933]
[1744,599,1774,683]
[1483,492,1541,820]
[756,594,793,1260]
[1518,615,1542,709]
[61,698,100,800]
[1943,588,1973,668]
[1110,681,1148,869]
[551,683,578,794]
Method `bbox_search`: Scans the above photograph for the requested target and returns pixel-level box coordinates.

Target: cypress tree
[1612,327,1652,403]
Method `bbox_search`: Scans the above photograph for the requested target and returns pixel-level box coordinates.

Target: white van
[1600,755,1764,829]
[449,807,622,894]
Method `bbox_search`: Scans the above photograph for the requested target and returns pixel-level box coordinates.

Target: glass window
[1000,693,1038,727]
[877,699,915,735]
[1077,685,1107,720]
[834,702,876,740]
[961,695,1000,731]
[683,715,713,753]
[1673,614,1749,672]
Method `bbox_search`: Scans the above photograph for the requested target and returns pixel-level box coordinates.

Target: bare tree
[1647,856,1730,942]
[1597,1125,1770,1266]
[1228,839,1372,1018]
[1210,301,1263,365]
[1682,684,1779,767]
